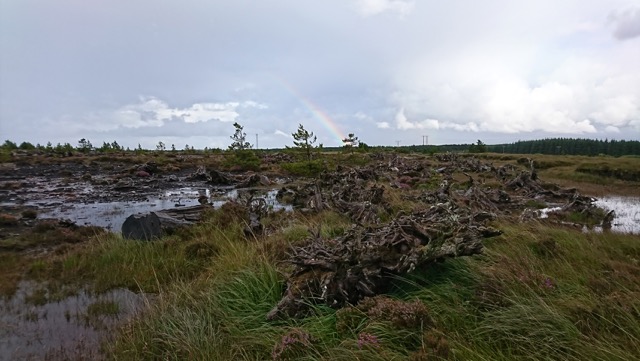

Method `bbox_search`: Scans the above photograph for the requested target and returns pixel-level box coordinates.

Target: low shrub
[224,150,261,171]
[281,160,325,177]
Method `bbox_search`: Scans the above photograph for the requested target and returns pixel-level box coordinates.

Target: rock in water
[121,213,163,240]
[122,207,200,240]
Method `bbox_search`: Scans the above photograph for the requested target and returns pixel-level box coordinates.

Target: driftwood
[277,183,329,212]
[244,196,269,236]
[267,204,501,320]
[121,205,210,240]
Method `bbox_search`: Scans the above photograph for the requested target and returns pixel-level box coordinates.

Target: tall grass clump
[109,212,640,360]
[36,207,249,294]
[110,261,284,360]
[433,222,640,360]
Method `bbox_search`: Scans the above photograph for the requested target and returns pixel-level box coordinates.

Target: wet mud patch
[1,159,291,233]
[34,187,290,232]
[0,218,105,252]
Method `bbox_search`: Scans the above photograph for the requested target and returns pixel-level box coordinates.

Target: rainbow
[274,76,345,145]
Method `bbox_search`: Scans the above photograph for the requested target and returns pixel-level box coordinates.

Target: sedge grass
[103,212,640,360]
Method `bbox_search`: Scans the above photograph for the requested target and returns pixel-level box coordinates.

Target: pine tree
[77,138,92,153]
[229,122,252,151]
[342,133,359,153]
[291,124,317,162]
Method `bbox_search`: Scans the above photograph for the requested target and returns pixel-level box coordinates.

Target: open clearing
[1,150,639,360]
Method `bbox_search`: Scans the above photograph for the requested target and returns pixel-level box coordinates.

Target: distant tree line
[487,138,640,156]
[3,136,639,157]
[0,139,131,154]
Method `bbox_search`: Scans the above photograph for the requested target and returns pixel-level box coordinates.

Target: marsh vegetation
[0,147,639,360]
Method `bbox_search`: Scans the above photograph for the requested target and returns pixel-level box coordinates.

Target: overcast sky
[1,0,639,149]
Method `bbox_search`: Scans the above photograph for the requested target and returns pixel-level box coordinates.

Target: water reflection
[37,187,291,231]
[594,196,640,234]
[0,281,147,360]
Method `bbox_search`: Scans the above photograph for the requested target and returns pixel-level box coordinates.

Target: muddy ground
[0,154,287,238]
[1,151,635,248]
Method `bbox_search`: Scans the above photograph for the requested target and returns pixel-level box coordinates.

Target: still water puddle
[594,196,640,234]
[0,281,147,360]
[36,187,290,232]
[537,196,640,234]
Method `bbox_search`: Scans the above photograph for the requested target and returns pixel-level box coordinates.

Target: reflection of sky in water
[530,196,639,234]
[595,196,640,234]
[36,187,289,231]
[0,281,146,360]
[538,207,562,219]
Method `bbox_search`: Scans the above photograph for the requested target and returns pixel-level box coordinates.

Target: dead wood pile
[267,203,501,320]
[268,154,608,320]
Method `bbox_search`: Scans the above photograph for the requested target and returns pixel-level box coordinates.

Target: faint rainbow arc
[274,77,345,145]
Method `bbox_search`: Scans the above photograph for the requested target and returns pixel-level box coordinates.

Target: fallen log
[121,205,210,240]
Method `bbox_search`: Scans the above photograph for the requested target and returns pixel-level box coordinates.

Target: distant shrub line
[2,137,640,157]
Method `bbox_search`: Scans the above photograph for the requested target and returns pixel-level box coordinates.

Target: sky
[1,0,639,149]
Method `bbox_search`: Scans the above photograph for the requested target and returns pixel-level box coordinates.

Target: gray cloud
[1,0,639,148]
[610,7,640,40]
[113,98,266,128]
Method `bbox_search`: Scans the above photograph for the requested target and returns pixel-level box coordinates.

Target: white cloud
[376,121,390,129]
[395,108,414,130]
[395,108,481,132]
[395,110,440,130]
[354,111,369,120]
[605,125,620,133]
[391,48,639,136]
[112,97,265,128]
[274,129,290,137]
[241,100,268,109]
[353,0,414,17]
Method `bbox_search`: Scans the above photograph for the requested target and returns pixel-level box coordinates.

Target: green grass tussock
[281,160,326,177]
[25,209,249,295]
[108,216,640,360]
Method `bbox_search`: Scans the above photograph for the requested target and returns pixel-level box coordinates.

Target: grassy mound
[101,212,640,360]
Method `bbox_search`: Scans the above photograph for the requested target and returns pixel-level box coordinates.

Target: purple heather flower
[543,277,555,289]
[357,332,380,349]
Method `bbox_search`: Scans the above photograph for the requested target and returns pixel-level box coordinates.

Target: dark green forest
[487,138,640,156]
[336,138,640,156]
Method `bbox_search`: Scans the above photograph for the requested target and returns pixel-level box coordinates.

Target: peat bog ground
[0,150,639,360]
